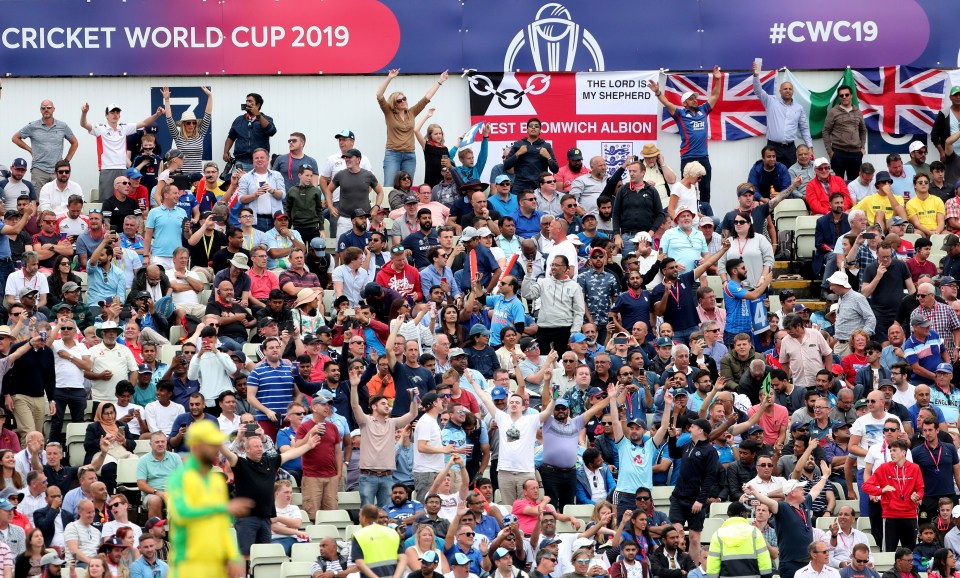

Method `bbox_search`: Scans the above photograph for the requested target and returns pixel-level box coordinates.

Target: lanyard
[793,505,807,526]
[202,233,214,259]
[892,463,907,500]
[669,282,681,305]
[926,442,943,472]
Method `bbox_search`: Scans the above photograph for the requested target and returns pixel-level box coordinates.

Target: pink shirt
[555,165,590,193]
[512,498,556,534]
[747,403,789,445]
[247,268,280,300]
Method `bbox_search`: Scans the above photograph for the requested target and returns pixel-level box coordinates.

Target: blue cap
[555,398,570,407]
[125,168,142,179]
[746,425,763,435]
[791,421,811,432]
[490,386,508,400]
[569,332,587,344]
[491,548,510,562]
[452,553,471,566]
[586,387,604,397]
[501,514,518,527]
[469,324,491,338]
[937,362,954,374]
[655,336,672,348]
[335,129,356,140]
[419,551,439,564]
[0,498,14,511]
[11,158,27,170]
[495,175,512,184]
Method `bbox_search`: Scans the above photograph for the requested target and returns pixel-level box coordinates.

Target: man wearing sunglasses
[13,100,78,191]
[37,160,82,219]
[100,175,142,231]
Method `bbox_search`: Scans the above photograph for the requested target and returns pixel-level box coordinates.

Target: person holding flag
[752,61,812,168]
[449,122,490,182]
[721,258,774,349]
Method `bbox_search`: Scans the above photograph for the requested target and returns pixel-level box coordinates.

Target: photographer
[223,93,277,171]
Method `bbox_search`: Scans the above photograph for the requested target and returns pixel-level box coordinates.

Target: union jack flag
[852,66,945,134]
[659,70,776,141]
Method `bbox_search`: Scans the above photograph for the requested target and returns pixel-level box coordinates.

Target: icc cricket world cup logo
[504,3,605,72]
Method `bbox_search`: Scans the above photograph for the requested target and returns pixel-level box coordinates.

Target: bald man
[753,62,812,167]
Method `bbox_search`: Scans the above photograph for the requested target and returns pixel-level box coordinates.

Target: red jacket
[806,176,853,215]
[862,460,924,518]
[375,263,423,302]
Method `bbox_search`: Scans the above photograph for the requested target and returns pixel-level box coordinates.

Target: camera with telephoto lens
[168,170,202,190]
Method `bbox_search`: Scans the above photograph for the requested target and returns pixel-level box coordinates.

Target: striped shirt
[833,290,875,340]
[166,113,211,173]
[248,359,296,420]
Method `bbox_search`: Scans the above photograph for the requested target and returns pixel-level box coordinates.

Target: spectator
[224,94,277,171]
[135,431,180,520]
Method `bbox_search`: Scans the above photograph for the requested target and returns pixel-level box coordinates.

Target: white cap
[631,231,653,244]
[814,157,830,167]
[782,480,805,495]
[909,141,927,153]
[953,505,960,519]
[477,227,494,238]
[829,303,839,314]
[680,91,697,104]
[571,537,595,552]
[566,234,582,246]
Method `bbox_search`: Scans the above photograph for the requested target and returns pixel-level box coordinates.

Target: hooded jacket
[705,517,773,578]
[862,459,924,518]
[521,274,585,332]
[719,348,764,384]
[747,160,791,199]
[283,183,324,228]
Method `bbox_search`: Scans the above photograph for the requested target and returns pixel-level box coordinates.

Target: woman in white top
[667,161,705,223]
[718,211,774,288]
[161,85,213,173]
[388,299,434,351]
[495,327,523,377]
[405,523,451,573]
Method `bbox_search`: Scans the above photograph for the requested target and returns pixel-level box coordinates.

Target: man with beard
[654,243,730,345]
[611,270,652,338]
[721,258,774,347]
[337,208,372,257]
[815,193,853,282]
[402,208,438,269]
[167,420,253,578]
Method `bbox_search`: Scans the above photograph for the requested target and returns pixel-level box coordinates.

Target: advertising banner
[467,71,659,181]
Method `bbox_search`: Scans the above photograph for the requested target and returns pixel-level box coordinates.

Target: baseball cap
[890,216,908,226]
[539,536,562,548]
[469,325,491,338]
[877,378,895,390]
[99,537,125,552]
[52,303,72,313]
[813,157,830,167]
[944,234,960,250]
[341,148,362,158]
[490,386,508,400]
[790,421,810,432]
[655,336,672,348]
[460,226,480,242]
[125,168,142,179]
[936,362,954,374]
[145,517,166,529]
[691,418,712,436]
[586,387,604,397]
[17,288,38,299]
[449,347,467,358]
[854,399,868,409]
[909,141,927,153]
[334,130,356,139]
[62,281,81,293]
[555,398,570,407]
[518,337,538,351]
[626,418,647,428]
[745,425,763,436]
[257,316,277,329]
[301,333,319,345]
[105,103,122,114]
[230,351,247,364]
[911,313,932,328]
[451,553,471,566]
[569,332,587,344]
[672,388,689,398]
[136,363,152,374]
[491,548,511,562]
[494,175,512,185]
[941,276,958,287]
[567,148,583,161]
[403,194,418,205]
[631,231,653,245]
[566,234,582,246]
[782,480,805,495]
[675,205,696,218]
[39,553,65,567]
[273,210,289,220]
[952,87,960,97]
[420,550,440,564]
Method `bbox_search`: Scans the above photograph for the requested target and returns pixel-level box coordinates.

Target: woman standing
[376,69,449,185]
[161,86,213,173]
[718,211,774,288]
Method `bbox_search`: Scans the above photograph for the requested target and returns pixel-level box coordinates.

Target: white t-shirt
[864,440,913,473]
[170,270,204,306]
[115,403,144,436]
[57,216,89,237]
[88,343,139,402]
[494,411,541,472]
[4,270,49,300]
[271,504,301,539]
[850,412,900,469]
[437,492,462,522]
[101,520,142,545]
[90,123,138,170]
[670,182,700,225]
[144,401,184,434]
[847,177,875,204]
[321,152,373,204]
[53,341,88,391]
[892,384,916,408]
[413,414,445,473]
[545,240,580,280]
[218,413,241,435]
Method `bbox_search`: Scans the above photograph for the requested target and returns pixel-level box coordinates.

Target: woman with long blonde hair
[404,523,450,573]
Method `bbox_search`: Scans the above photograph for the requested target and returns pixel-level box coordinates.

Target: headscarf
[95,403,121,441]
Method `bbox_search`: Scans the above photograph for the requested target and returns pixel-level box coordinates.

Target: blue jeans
[0,261,12,302]
[673,326,697,345]
[218,336,244,352]
[235,160,254,172]
[359,474,393,508]
[255,215,273,232]
[857,468,868,522]
[272,536,297,556]
[383,150,416,186]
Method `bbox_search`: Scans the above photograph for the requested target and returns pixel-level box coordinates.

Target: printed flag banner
[659,70,775,141]
[852,65,945,134]
[781,68,857,139]
[462,121,487,144]
[467,71,658,182]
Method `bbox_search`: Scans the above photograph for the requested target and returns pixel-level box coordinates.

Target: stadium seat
[902,233,921,245]
[815,516,836,530]
[322,290,334,314]
[134,440,151,455]
[562,504,595,519]
[555,520,577,533]
[198,289,212,305]
[856,516,871,533]
[66,422,91,467]
[344,524,361,542]
[298,509,310,528]
[168,325,185,344]
[651,486,673,508]
[314,510,351,529]
[243,343,260,358]
[700,517,724,545]
[291,542,320,562]
[337,491,361,511]
[291,493,302,506]
[305,524,341,541]
[705,275,723,298]
[708,502,730,520]
[873,552,895,572]
[835,499,859,514]
[793,215,820,261]
[250,544,288,578]
[930,234,950,251]
[116,458,140,488]
[773,199,809,231]
[281,562,314,578]
[159,344,178,366]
